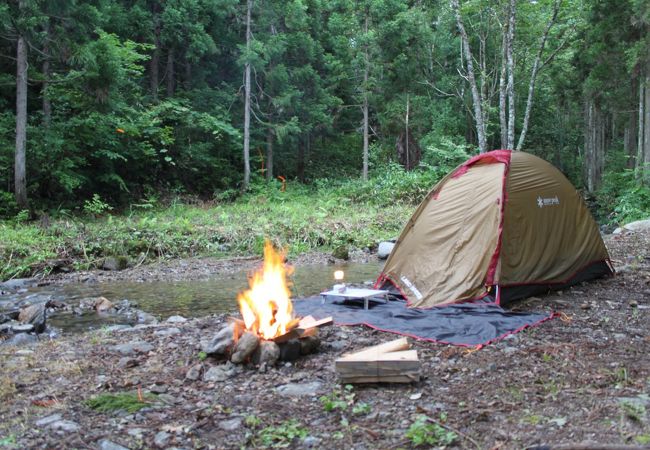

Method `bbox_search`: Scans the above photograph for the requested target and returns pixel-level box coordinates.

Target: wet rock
[111,341,154,355]
[276,381,323,397]
[98,439,130,450]
[231,332,259,364]
[185,363,203,381]
[0,278,38,291]
[136,310,158,324]
[378,241,395,259]
[332,245,349,260]
[299,336,320,355]
[94,297,114,312]
[201,323,238,355]
[278,339,301,362]
[252,340,280,366]
[203,362,241,382]
[154,430,171,447]
[218,417,242,431]
[166,315,187,323]
[18,304,46,333]
[102,256,129,271]
[105,325,132,332]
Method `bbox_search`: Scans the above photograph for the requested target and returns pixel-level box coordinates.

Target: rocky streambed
[0,230,649,449]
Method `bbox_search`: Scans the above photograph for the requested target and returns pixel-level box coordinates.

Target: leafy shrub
[405,415,457,447]
[0,191,18,219]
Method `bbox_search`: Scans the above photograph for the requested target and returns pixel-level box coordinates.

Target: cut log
[340,337,410,361]
[335,339,420,384]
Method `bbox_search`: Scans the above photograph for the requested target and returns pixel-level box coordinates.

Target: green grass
[0,177,419,281]
[84,392,155,414]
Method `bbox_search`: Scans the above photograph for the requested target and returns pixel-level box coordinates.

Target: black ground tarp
[293,296,556,348]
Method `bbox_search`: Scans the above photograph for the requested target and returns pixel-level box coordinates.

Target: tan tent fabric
[378,150,611,308]
[498,152,609,285]
[381,163,504,308]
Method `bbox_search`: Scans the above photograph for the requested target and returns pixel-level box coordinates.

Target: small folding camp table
[320,288,390,310]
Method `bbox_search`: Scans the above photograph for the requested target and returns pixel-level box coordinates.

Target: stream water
[0,261,384,333]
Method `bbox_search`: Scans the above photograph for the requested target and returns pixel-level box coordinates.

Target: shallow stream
[1,262,384,333]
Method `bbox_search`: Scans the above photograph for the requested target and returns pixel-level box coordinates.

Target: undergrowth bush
[597,168,650,225]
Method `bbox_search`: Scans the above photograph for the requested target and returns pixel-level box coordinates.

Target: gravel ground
[0,230,649,449]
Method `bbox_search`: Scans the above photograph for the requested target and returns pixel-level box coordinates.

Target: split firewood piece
[335,338,420,384]
[339,337,410,360]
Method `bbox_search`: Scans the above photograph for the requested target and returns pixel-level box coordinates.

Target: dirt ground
[1,231,649,449]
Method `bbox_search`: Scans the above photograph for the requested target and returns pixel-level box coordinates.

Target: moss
[85,392,154,414]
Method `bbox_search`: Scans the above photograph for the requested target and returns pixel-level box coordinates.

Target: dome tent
[376,150,613,308]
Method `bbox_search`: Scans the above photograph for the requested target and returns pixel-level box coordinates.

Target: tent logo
[537,195,560,208]
[400,275,423,300]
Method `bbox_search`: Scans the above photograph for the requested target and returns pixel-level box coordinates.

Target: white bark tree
[15,0,28,210]
[242,0,253,190]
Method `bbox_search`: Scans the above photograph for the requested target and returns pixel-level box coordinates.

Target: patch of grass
[0,377,16,402]
[635,434,650,445]
[256,419,308,448]
[319,384,355,412]
[85,392,155,414]
[0,434,17,447]
[619,399,646,422]
[405,415,457,447]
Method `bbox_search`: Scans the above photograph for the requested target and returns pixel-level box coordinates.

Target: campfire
[200,240,331,367]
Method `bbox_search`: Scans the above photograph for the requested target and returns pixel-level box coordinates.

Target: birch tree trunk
[15,0,29,210]
[638,69,646,181]
[266,127,274,181]
[42,20,51,126]
[242,0,252,190]
[499,29,507,149]
[506,0,516,149]
[516,0,560,151]
[150,2,161,101]
[643,67,650,184]
[362,12,369,181]
[451,0,487,153]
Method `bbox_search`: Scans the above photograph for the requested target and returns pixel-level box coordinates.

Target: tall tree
[14,0,28,209]
[243,0,253,189]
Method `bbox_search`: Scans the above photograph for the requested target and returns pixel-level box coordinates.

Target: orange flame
[237,240,294,340]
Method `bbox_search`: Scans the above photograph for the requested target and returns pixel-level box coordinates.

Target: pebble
[276,382,322,397]
[111,341,154,355]
[203,363,241,382]
[127,428,146,439]
[118,357,139,369]
[154,430,171,447]
[185,364,203,381]
[35,414,62,426]
[98,439,130,450]
[302,436,322,448]
[218,417,242,431]
[154,327,181,337]
[50,420,80,433]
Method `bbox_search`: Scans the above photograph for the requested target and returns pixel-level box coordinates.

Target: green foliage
[597,162,650,225]
[405,415,457,448]
[0,192,18,219]
[197,351,208,361]
[256,419,308,448]
[85,392,154,414]
[319,385,355,412]
[83,194,113,216]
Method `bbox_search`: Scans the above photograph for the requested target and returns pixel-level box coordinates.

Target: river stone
[166,315,187,323]
[276,381,323,397]
[102,256,129,271]
[185,363,203,381]
[218,417,243,431]
[623,218,650,232]
[50,419,80,433]
[11,323,34,334]
[201,322,238,355]
[18,304,46,333]
[111,341,154,355]
[98,439,130,450]
[4,333,39,346]
[154,327,181,337]
[0,278,38,291]
[299,336,320,355]
[203,362,241,382]
[377,241,396,259]
[35,414,62,427]
[154,431,171,448]
[136,310,158,324]
[94,297,114,312]
[231,332,259,364]
[252,340,280,366]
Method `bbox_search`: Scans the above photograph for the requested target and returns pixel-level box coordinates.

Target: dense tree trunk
[362,12,369,181]
[451,0,487,153]
[637,72,645,179]
[642,65,650,185]
[584,97,605,192]
[166,51,175,96]
[243,0,252,189]
[150,2,161,101]
[15,0,29,210]
[266,127,274,181]
[396,129,421,170]
[42,21,52,126]
[506,0,516,149]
